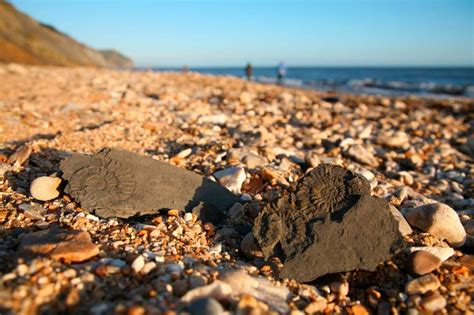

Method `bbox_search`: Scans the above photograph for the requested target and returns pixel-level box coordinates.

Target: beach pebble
[7,144,32,166]
[405,274,440,295]
[221,271,290,313]
[213,167,246,193]
[408,251,442,275]
[198,114,227,125]
[420,291,447,313]
[181,281,232,303]
[404,203,466,247]
[131,255,145,273]
[188,298,224,315]
[407,246,454,263]
[30,176,62,201]
[345,144,379,167]
[377,131,409,148]
[176,148,192,158]
[241,153,267,169]
[240,232,263,259]
[17,228,99,262]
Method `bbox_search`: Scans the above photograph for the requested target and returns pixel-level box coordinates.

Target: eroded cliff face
[0,2,133,68]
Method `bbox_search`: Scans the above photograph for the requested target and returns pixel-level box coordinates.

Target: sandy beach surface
[0,64,473,314]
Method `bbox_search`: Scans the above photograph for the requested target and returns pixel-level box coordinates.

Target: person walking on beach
[245,63,253,81]
[277,61,286,85]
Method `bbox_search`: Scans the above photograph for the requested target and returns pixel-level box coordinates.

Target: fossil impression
[61,148,239,218]
[253,164,404,282]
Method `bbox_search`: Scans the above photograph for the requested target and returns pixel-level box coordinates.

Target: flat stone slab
[17,228,99,262]
[61,148,239,218]
[253,164,404,282]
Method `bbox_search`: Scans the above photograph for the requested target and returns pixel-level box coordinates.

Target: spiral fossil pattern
[67,159,136,210]
[253,164,371,260]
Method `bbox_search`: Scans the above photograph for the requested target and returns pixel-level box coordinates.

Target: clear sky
[10,0,474,67]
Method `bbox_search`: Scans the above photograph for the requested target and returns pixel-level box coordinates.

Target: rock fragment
[30,176,62,201]
[406,246,454,263]
[213,167,246,194]
[344,144,379,167]
[60,148,239,218]
[405,273,440,295]
[405,203,466,247]
[253,164,404,282]
[408,251,442,275]
[7,144,32,166]
[17,228,99,262]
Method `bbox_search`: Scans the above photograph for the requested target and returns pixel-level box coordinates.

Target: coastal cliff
[0,2,133,68]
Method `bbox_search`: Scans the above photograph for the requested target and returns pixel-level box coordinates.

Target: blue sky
[11,0,474,67]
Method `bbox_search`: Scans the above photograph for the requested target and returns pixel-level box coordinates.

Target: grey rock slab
[61,148,239,218]
[253,164,405,282]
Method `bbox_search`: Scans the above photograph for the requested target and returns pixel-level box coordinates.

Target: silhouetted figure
[277,61,286,85]
[245,63,253,81]
[182,65,189,74]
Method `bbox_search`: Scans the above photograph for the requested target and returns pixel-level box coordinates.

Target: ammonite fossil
[61,148,240,218]
[252,163,404,282]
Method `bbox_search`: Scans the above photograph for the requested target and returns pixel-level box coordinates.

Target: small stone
[7,144,32,165]
[241,232,264,259]
[176,148,192,158]
[213,167,246,193]
[30,176,62,201]
[184,212,193,222]
[131,255,145,273]
[398,171,414,186]
[188,298,224,315]
[405,274,440,295]
[141,262,156,275]
[241,153,267,169]
[345,144,379,167]
[17,228,99,262]
[420,291,447,313]
[221,271,290,313]
[405,203,466,247]
[407,246,454,263]
[377,131,409,148]
[181,281,232,303]
[408,251,442,275]
[198,114,227,125]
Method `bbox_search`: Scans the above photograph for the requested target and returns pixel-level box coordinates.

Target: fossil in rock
[61,148,239,218]
[253,164,404,282]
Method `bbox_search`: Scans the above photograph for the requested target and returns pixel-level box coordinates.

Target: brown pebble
[408,250,442,275]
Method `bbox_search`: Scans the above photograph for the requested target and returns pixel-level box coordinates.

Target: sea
[148,66,474,99]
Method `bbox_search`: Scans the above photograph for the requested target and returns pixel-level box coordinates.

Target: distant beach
[146,66,474,98]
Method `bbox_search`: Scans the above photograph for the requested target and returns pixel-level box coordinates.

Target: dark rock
[253,164,404,282]
[188,298,224,315]
[60,148,239,218]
